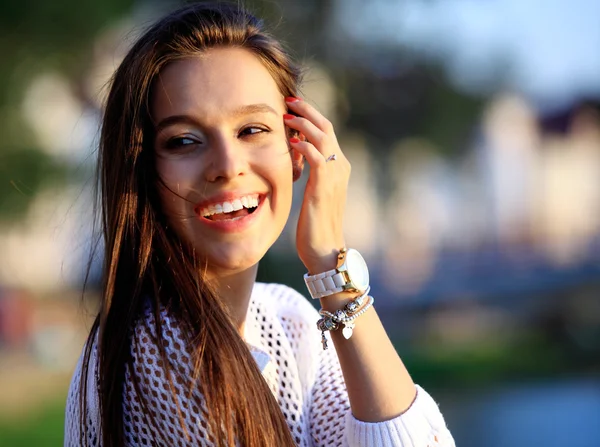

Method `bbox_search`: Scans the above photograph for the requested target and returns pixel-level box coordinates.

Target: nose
[204,134,247,183]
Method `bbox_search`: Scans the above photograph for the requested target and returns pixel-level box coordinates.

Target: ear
[292,147,304,182]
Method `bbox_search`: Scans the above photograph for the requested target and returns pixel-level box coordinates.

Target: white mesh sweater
[65,283,454,446]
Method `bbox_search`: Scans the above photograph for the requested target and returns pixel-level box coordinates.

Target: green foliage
[400,331,569,388]
[0,397,65,447]
[0,148,68,222]
[0,0,135,106]
[0,0,134,221]
[417,69,486,156]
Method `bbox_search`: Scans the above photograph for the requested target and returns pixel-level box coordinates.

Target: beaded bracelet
[316,294,375,350]
[318,286,370,322]
[319,295,374,324]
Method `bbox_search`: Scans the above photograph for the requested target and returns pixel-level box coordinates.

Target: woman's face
[151,47,296,278]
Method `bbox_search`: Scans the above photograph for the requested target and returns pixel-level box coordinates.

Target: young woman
[64,2,455,446]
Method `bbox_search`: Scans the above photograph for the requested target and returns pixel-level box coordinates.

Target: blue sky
[335,0,600,109]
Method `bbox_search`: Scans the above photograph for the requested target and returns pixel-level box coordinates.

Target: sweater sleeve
[344,385,456,447]
[308,335,455,447]
[64,335,101,447]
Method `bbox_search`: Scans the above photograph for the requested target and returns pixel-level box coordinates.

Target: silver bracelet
[316,295,375,350]
[318,286,370,323]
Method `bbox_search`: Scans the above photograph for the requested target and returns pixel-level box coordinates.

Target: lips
[197,194,260,219]
[193,192,265,233]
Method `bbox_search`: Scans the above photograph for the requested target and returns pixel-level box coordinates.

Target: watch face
[345,249,369,291]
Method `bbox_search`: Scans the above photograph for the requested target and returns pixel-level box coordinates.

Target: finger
[288,138,328,171]
[285,97,334,134]
[284,114,330,153]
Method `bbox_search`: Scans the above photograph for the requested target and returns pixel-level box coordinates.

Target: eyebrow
[231,103,278,118]
[155,103,279,133]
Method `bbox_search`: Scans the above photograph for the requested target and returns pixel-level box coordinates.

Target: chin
[200,243,267,276]
[173,212,287,277]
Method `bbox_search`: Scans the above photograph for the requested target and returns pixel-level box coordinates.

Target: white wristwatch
[304,248,370,299]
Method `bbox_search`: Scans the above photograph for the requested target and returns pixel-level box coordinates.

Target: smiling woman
[152,49,297,277]
[64,2,454,447]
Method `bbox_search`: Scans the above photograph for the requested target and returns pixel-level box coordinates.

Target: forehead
[151,47,285,121]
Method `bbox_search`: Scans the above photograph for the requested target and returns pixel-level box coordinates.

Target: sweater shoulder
[252,282,318,323]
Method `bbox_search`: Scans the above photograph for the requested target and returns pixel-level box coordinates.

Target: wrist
[319,290,363,311]
[303,247,370,301]
[301,247,343,275]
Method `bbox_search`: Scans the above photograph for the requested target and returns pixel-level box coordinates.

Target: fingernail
[283,114,295,120]
[285,97,300,103]
[289,137,300,143]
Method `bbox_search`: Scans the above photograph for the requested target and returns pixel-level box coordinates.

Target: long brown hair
[79,2,301,445]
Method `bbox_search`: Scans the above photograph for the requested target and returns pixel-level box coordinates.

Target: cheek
[269,159,295,208]
[266,157,295,200]
[155,158,198,220]
[156,157,194,186]
[156,154,206,196]
[260,144,295,175]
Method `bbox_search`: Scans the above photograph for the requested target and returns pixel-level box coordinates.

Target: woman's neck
[207,264,258,337]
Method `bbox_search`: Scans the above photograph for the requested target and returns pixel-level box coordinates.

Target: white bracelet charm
[316,294,375,347]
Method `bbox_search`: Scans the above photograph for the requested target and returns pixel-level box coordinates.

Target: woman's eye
[165,136,199,149]
[239,126,269,137]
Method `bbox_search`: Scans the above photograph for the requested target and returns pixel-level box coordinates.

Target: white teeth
[232,199,243,211]
[200,194,260,217]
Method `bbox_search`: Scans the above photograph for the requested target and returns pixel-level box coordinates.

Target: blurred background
[1,0,599,445]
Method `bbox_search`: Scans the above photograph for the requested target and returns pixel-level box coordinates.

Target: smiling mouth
[198,195,260,221]
[205,205,258,221]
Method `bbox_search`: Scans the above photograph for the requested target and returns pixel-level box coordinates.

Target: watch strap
[304,269,347,299]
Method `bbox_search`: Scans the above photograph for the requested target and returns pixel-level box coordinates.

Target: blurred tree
[248,0,484,157]
[0,0,134,222]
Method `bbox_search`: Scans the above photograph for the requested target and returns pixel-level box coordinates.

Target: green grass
[0,398,65,447]
[397,331,570,387]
